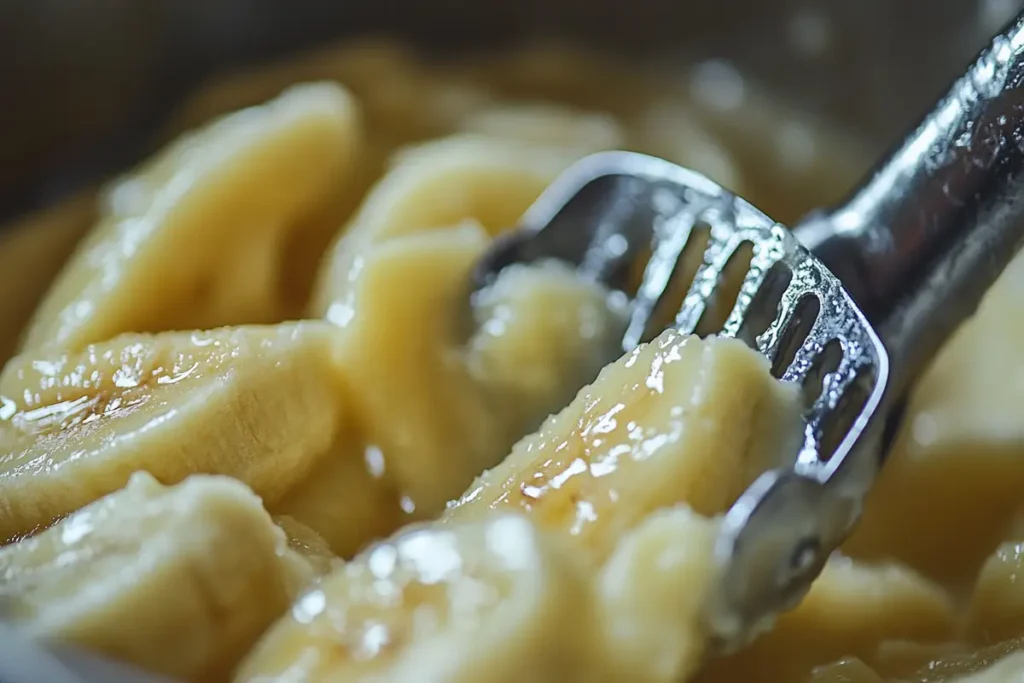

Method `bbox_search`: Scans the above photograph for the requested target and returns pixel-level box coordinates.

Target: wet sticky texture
[0,323,346,543]
[445,329,804,565]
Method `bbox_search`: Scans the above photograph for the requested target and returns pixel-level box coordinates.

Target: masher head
[471,151,890,649]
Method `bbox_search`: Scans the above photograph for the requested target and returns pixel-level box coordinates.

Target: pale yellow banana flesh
[966,519,1024,646]
[274,229,623,555]
[275,135,625,556]
[238,333,804,682]
[445,329,804,565]
[593,507,721,683]
[236,507,719,683]
[309,134,595,319]
[0,472,309,681]
[0,322,344,543]
[22,83,360,351]
[694,555,956,683]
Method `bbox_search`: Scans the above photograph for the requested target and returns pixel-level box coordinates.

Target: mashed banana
[0,39,1022,683]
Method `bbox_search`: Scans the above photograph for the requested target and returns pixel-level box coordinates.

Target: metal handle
[796,10,1024,391]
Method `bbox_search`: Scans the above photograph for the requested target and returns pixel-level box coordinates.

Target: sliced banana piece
[277,224,623,555]
[310,134,590,318]
[22,83,360,351]
[0,472,301,681]
[445,328,803,565]
[844,251,1024,587]
[595,506,720,683]
[966,534,1024,644]
[282,137,624,555]
[234,515,595,683]
[0,322,344,543]
[694,555,956,683]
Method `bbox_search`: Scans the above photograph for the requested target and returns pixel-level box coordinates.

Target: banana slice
[445,328,803,565]
[234,515,595,683]
[310,134,589,318]
[693,555,956,683]
[22,83,360,351]
[844,251,1024,587]
[276,224,623,555]
[595,506,720,683]
[0,471,301,681]
[0,322,344,543]
[966,534,1024,644]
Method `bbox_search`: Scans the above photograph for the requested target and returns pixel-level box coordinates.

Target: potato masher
[470,10,1024,652]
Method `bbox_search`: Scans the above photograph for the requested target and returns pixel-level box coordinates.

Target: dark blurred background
[0,0,1021,224]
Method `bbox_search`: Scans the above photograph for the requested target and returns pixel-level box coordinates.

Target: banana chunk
[844,252,1024,587]
[0,472,301,681]
[280,139,624,555]
[967,532,1024,644]
[694,555,955,683]
[235,515,594,683]
[445,329,803,565]
[23,83,360,351]
[0,322,344,542]
[310,134,588,318]
[595,506,719,683]
[278,226,622,554]
[239,506,721,683]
